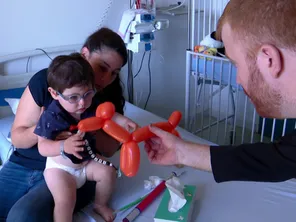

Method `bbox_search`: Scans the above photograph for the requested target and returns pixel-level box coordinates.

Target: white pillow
[0,132,13,165]
[4,98,20,115]
[0,115,14,142]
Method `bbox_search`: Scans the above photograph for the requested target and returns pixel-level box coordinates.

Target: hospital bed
[1,47,296,222]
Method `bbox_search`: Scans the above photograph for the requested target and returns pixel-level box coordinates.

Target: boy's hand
[63,132,85,159]
[56,131,73,140]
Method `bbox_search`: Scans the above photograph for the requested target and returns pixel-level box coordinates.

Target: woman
[0,27,135,222]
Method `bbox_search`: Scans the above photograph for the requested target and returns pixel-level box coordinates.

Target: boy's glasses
[57,89,96,104]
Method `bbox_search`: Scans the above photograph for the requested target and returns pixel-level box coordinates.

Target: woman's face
[81,47,123,91]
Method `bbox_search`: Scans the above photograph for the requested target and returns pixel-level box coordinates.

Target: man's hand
[63,132,85,159]
[144,125,186,166]
[145,125,212,172]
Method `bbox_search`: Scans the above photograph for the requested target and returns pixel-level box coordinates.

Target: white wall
[0,0,114,75]
[0,0,113,55]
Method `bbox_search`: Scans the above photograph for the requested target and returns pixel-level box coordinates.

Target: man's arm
[179,142,212,172]
[180,131,296,183]
[210,139,296,183]
[147,124,296,183]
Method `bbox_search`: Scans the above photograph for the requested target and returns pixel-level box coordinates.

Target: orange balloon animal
[76,102,182,177]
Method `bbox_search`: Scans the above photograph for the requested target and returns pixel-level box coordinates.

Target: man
[145,0,296,183]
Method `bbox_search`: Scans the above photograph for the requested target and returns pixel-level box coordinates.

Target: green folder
[154,185,197,222]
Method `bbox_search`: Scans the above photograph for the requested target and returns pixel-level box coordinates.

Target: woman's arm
[11,87,43,148]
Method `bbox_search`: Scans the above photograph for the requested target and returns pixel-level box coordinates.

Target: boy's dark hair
[47,53,95,93]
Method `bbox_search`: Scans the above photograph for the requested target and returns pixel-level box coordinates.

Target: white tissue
[165,176,187,213]
[144,176,163,190]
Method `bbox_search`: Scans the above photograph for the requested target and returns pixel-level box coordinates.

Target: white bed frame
[185,0,294,146]
[0,44,82,118]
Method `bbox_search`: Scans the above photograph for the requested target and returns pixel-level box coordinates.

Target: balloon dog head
[75,102,182,177]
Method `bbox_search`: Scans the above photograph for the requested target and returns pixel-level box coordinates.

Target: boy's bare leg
[85,160,116,222]
[44,168,77,222]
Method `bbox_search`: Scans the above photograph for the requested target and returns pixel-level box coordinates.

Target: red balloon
[96,102,115,120]
[76,102,182,178]
[120,141,140,177]
[77,117,104,132]
[168,111,182,128]
[103,120,132,143]
[132,122,173,143]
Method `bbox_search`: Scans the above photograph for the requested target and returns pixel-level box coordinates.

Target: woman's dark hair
[47,53,95,93]
[82,27,127,114]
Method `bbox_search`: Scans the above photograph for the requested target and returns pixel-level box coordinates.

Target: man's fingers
[147,149,155,161]
[144,142,150,153]
[149,137,162,145]
[144,142,154,158]
[145,138,161,149]
[157,148,166,154]
[148,125,171,139]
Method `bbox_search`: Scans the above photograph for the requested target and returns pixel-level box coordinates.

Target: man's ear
[48,87,58,100]
[257,44,283,79]
[81,47,90,60]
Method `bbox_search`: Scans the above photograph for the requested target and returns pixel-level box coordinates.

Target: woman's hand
[112,113,139,132]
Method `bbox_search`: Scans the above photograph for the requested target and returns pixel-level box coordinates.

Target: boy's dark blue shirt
[34,99,97,164]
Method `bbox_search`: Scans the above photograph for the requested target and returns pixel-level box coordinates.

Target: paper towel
[144,176,163,190]
[165,176,187,213]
